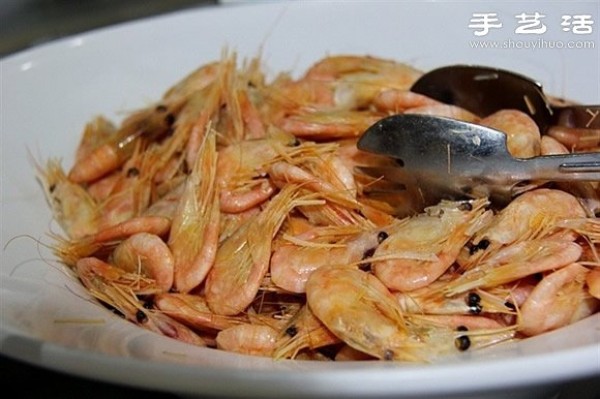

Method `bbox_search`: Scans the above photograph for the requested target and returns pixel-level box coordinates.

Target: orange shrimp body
[169,133,220,293]
[480,109,541,158]
[216,324,279,356]
[460,188,588,268]
[69,104,178,183]
[37,159,100,239]
[205,185,316,316]
[111,232,174,292]
[519,263,595,336]
[306,265,454,362]
[373,199,490,292]
[270,227,383,293]
[154,293,245,331]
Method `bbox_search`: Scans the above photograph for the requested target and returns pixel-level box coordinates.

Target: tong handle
[520,153,600,181]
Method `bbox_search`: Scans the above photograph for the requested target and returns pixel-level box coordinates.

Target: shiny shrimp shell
[373,199,490,292]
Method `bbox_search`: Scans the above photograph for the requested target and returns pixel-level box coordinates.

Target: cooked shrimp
[37,158,100,239]
[162,61,220,104]
[373,89,439,113]
[143,183,185,219]
[410,314,516,350]
[215,133,292,213]
[394,283,514,316]
[68,103,180,183]
[278,110,383,140]
[76,256,163,296]
[479,109,540,158]
[74,116,116,164]
[268,159,356,208]
[216,324,279,356]
[411,314,509,330]
[111,233,174,292]
[40,53,600,361]
[86,172,121,202]
[217,133,337,213]
[145,311,208,347]
[216,68,267,142]
[218,206,261,243]
[547,126,600,150]
[460,188,587,268]
[270,226,385,293]
[238,88,267,139]
[373,198,490,292]
[446,239,583,295]
[183,88,224,168]
[405,104,479,123]
[304,55,422,109]
[264,76,335,119]
[306,265,428,361]
[308,265,493,359]
[169,133,220,293]
[76,257,206,346]
[92,215,171,243]
[273,305,340,359]
[519,263,592,336]
[205,185,321,316]
[95,148,152,230]
[55,215,171,267]
[540,135,568,154]
[154,293,245,331]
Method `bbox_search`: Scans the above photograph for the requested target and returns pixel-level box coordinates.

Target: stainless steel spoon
[410,64,600,133]
[356,114,600,207]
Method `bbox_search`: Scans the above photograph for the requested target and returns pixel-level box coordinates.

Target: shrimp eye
[477,239,490,251]
[362,247,376,259]
[458,201,473,211]
[468,304,482,314]
[377,231,389,243]
[127,167,140,177]
[454,335,471,351]
[164,113,176,126]
[285,326,298,337]
[359,247,376,271]
[136,310,148,323]
[466,292,482,314]
[468,239,490,255]
[504,301,516,311]
[142,298,154,309]
[467,292,480,306]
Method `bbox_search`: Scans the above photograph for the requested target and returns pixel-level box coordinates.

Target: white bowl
[1,1,598,398]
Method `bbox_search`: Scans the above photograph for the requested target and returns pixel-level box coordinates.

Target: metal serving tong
[410,64,600,133]
[357,114,600,207]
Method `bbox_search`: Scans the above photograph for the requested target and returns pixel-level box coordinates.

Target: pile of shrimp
[38,52,600,362]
